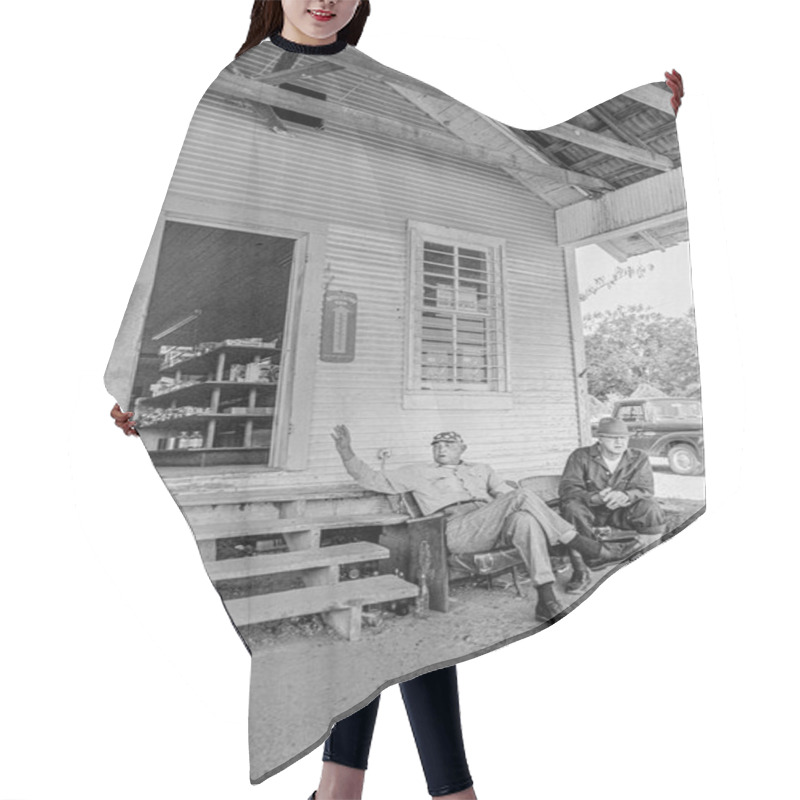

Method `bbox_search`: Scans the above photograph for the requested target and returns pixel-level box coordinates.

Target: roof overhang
[556,168,688,259]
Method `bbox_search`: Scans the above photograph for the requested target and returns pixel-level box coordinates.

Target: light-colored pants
[445,488,577,587]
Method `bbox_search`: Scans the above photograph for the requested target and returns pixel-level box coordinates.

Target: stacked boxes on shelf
[138,338,281,458]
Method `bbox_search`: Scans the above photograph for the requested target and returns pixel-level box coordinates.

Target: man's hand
[604,490,631,510]
[331,424,356,462]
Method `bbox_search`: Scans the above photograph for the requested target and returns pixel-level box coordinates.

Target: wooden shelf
[137,339,282,466]
[155,445,271,455]
[150,447,271,468]
[138,380,278,406]
[138,410,275,430]
[160,342,279,375]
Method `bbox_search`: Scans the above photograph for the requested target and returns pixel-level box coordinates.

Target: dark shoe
[565,569,591,594]
[535,597,564,624]
[584,540,641,571]
[308,793,316,800]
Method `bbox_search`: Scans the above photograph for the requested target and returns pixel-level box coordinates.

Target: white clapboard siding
[161,62,580,484]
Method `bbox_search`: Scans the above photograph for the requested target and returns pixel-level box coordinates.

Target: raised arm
[331,424,356,461]
[331,424,414,495]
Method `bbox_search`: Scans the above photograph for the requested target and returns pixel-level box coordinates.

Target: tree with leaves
[583,305,700,399]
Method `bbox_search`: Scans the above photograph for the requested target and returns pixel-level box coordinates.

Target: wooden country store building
[104,42,689,640]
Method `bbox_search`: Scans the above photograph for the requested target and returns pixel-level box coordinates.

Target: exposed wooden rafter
[596,241,630,263]
[623,84,674,116]
[209,73,613,193]
[224,96,291,135]
[384,82,610,203]
[638,229,665,251]
[227,60,346,85]
[385,83,551,205]
[539,122,674,171]
[588,105,653,150]
[336,48,455,101]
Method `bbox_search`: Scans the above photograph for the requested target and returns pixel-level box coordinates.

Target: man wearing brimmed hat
[332,424,640,623]
[558,416,666,594]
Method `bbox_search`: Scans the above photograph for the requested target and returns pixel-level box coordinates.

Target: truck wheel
[668,444,700,476]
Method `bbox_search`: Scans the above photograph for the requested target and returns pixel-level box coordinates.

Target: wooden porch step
[172,483,374,508]
[192,513,409,542]
[207,542,389,582]
[223,574,419,640]
[174,476,561,507]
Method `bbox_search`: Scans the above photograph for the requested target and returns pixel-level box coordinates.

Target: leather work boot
[534,596,565,624]
[565,569,591,594]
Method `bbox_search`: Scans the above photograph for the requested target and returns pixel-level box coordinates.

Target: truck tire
[668,444,701,476]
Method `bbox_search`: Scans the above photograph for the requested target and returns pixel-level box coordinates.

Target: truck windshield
[649,400,702,420]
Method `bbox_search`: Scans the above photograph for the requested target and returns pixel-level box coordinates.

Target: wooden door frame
[105,198,329,471]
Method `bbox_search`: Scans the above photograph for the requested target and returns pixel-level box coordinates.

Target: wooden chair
[402,491,528,598]
[377,499,451,612]
[378,477,565,612]
[450,476,579,594]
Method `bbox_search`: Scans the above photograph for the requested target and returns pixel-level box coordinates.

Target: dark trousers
[323,665,473,797]
[561,495,667,538]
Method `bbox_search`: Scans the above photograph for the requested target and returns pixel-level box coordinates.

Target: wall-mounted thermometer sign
[320,290,357,363]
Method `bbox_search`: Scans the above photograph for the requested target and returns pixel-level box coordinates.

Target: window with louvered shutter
[408,226,508,393]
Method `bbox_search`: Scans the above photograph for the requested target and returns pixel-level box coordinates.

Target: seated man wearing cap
[331,424,640,624]
[559,417,667,594]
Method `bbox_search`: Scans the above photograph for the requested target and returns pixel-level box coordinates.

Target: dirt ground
[245,497,704,781]
[653,461,705,501]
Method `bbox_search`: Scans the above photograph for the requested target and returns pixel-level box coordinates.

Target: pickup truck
[595,397,704,476]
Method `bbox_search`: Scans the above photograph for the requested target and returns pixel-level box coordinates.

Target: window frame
[618,405,645,423]
[404,221,511,408]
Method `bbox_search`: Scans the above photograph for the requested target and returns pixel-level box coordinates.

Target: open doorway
[131,221,295,468]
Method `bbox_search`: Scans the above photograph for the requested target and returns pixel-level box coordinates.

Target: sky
[576,241,695,318]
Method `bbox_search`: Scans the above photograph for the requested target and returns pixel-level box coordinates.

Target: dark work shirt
[559,443,655,506]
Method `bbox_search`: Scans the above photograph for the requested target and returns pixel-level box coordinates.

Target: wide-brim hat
[596,417,630,437]
[431,431,465,446]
